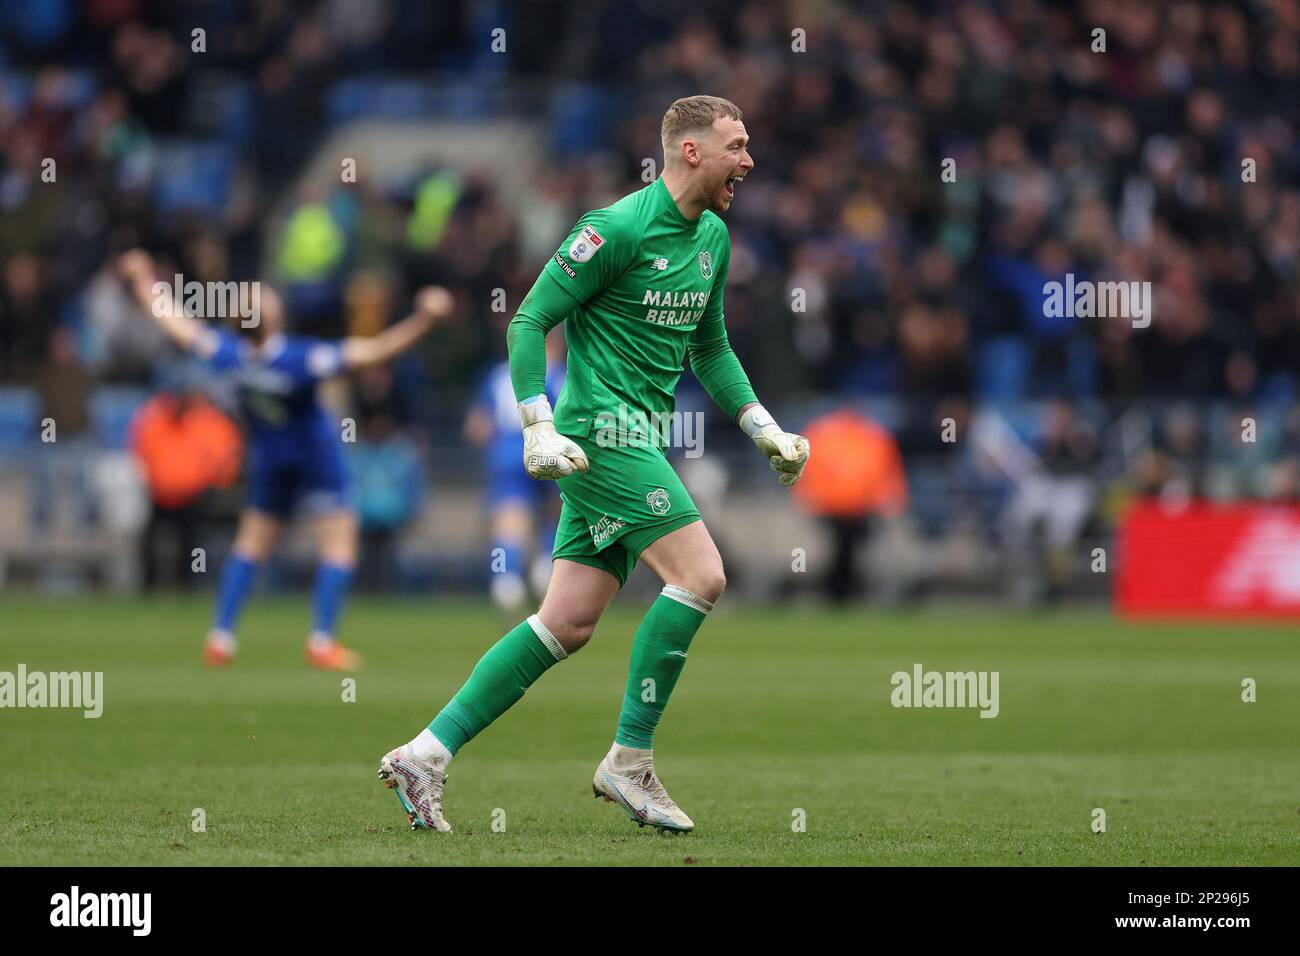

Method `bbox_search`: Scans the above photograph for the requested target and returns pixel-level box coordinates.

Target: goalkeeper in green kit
[379,96,810,833]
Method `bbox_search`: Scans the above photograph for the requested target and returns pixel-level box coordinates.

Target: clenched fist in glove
[739,404,810,486]
[519,395,590,480]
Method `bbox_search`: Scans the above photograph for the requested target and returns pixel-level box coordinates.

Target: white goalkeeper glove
[519,395,590,480]
[739,404,810,486]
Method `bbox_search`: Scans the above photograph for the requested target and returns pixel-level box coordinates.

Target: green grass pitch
[1,596,1297,866]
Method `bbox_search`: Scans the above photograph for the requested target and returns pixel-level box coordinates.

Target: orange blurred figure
[130,391,242,589]
[793,408,908,601]
[131,392,242,508]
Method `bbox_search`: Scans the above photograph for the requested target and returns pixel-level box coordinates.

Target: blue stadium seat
[379,81,429,117]
[860,397,904,432]
[219,80,256,145]
[976,337,1029,401]
[90,387,149,450]
[326,79,435,122]
[0,66,93,112]
[325,79,374,122]
[550,84,611,156]
[0,0,74,49]
[838,353,898,396]
[0,386,40,454]
[440,78,497,120]
[1258,372,1297,404]
[153,143,234,214]
[0,71,32,114]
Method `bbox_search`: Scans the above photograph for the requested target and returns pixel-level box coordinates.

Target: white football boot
[592,744,694,833]
[377,744,452,832]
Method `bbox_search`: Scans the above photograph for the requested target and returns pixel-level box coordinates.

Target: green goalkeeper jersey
[507,177,757,443]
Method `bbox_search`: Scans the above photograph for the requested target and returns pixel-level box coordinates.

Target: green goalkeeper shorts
[551,435,702,587]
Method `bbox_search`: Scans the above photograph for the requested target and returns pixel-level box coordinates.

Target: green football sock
[615,586,713,749]
[428,615,567,755]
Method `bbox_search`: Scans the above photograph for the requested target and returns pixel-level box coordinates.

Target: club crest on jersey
[698,251,712,279]
[568,225,605,263]
[646,487,672,516]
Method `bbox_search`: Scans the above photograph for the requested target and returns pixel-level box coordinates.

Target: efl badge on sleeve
[568,225,605,263]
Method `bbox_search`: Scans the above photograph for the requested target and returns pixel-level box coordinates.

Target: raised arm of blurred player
[340,286,454,369]
[118,249,205,350]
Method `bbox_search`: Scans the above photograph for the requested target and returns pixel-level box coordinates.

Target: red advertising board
[1117,499,1300,618]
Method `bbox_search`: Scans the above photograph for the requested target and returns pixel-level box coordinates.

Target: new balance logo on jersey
[651,257,668,270]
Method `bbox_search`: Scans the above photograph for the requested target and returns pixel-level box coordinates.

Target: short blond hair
[661,95,743,160]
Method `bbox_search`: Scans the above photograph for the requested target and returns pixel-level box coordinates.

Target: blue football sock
[311,562,355,640]
[213,554,261,632]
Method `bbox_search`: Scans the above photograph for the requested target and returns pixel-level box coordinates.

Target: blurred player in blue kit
[119,250,453,669]
[463,331,565,611]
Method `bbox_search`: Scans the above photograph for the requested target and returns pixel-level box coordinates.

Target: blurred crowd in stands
[1,0,1298,598]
